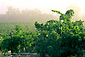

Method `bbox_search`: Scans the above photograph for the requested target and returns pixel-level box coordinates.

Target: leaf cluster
[35,9,85,57]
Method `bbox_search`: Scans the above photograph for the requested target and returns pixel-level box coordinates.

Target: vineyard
[0,22,36,35]
[0,9,85,57]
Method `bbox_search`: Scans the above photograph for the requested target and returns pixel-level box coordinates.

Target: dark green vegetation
[35,9,85,57]
[0,9,85,57]
[1,25,36,53]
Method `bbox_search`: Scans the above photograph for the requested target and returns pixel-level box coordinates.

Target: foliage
[0,25,35,54]
[35,9,85,57]
[0,9,85,57]
[0,35,4,50]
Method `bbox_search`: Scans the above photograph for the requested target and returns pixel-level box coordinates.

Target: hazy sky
[0,0,85,15]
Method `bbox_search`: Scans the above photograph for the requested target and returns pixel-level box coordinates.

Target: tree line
[0,6,56,22]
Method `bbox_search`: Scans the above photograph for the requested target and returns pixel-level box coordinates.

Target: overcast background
[0,0,85,14]
[0,0,85,22]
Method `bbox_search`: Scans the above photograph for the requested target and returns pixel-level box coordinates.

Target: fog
[0,0,85,26]
[0,6,85,21]
[0,6,57,22]
[0,6,85,24]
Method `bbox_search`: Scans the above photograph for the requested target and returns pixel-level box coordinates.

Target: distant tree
[6,6,20,15]
[0,6,57,22]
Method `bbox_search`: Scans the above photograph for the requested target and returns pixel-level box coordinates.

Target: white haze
[0,0,85,21]
[0,0,85,14]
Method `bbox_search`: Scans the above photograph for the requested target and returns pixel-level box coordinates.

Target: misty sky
[0,0,85,15]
